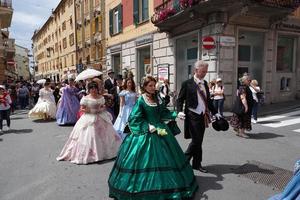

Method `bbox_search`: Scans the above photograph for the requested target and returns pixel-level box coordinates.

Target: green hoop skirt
[108,132,198,200]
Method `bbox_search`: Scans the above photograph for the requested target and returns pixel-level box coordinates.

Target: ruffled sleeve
[159,103,177,121]
[119,90,127,97]
[128,96,149,135]
[80,96,88,106]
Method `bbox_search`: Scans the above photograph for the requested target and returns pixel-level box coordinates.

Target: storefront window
[277,36,295,72]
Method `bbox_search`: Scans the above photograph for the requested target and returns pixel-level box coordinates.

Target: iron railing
[151,0,202,24]
[256,0,300,8]
[0,0,12,8]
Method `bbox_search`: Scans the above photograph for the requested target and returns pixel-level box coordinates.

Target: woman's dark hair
[140,76,156,94]
[87,81,99,92]
[44,82,50,86]
[123,78,136,92]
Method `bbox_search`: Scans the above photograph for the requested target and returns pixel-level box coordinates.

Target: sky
[10,0,60,51]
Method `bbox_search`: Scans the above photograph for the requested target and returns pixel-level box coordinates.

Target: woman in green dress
[108,76,198,200]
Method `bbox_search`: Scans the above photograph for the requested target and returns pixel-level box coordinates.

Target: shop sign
[135,35,153,46]
[157,64,169,82]
[220,36,236,47]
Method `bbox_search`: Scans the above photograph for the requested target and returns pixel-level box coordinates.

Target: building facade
[105,0,176,90]
[75,0,105,72]
[32,0,77,82]
[0,0,15,83]
[152,0,300,108]
[15,45,30,81]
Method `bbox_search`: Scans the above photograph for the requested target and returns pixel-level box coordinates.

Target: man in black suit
[110,74,123,119]
[177,60,221,173]
[104,69,116,93]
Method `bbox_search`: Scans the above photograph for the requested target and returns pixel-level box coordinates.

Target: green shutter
[118,4,123,32]
[133,0,139,25]
[109,9,113,35]
[143,0,149,21]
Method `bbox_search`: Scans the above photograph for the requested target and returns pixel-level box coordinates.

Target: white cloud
[12,11,45,27]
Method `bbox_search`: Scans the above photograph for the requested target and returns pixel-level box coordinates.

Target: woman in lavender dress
[113,78,137,139]
[56,78,80,125]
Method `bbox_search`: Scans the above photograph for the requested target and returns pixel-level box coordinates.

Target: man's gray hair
[194,60,208,69]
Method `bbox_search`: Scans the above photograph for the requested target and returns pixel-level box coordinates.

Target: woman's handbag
[232,96,245,116]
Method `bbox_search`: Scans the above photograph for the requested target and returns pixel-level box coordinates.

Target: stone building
[0,0,15,83]
[15,45,30,81]
[152,0,300,108]
[75,0,105,72]
[105,0,176,90]
[32,0,77,82]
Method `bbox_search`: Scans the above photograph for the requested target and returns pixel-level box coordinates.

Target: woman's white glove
[177,112,186,120]
[149,124,156,133]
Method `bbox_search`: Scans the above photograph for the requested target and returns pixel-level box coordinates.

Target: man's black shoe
[193,166,208,173]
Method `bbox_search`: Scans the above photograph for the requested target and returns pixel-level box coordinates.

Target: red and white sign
[202,36,215,50]
[7,60,15,65]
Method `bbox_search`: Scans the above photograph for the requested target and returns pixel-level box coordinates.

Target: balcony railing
[151,0,202,24]
[152,0,300,24]
[256,0,300,9]
[0,0,12,8]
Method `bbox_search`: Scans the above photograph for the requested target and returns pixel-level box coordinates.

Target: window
[109,4,122,36]
[277,36,295,72]
[62,21,66,31]
[238,45,251,62]
[63,38,67,49]
[69,33,74,46]
[134,0,149,25]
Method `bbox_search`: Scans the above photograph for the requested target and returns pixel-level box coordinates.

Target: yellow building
[75,0,105,72]
[32,0,77,82]
[0,0,15,83]
[105,0,175,88]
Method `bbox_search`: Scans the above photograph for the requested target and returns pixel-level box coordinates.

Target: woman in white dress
[57,81,122,164]
[28,81,56,120]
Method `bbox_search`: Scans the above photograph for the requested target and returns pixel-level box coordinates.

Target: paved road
[0,109,299,200]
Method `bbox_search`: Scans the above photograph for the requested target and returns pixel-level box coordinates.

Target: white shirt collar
[194,75,204,84]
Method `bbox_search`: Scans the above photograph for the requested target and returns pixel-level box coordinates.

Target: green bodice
[128,94,177,135]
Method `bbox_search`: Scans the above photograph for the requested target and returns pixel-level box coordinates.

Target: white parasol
[36,79,46,84]
[75,68,103,81]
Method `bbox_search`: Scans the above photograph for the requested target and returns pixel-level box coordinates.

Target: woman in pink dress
[57,81,122,164]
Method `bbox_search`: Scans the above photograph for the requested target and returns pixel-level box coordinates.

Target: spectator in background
[0,85,12,133]
[159,79,170,106]
[212,78,225,116]
[18,85,29,109]
[250,79,261,124]
[104,69,116,93]
[110,74,124,118]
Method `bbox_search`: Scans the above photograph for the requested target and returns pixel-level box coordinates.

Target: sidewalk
[223,100,300,117]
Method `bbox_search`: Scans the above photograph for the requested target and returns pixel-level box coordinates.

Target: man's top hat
[107,69,114,74]
[212,117,229,131]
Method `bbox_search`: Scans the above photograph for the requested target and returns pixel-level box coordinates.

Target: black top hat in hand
[212,117,229,131]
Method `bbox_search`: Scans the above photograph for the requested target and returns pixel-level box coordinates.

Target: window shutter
[98,16,102,32]
[118,4,123,32]
[92,19,96,34]
[109,9,113,36]
[133,0,139,25]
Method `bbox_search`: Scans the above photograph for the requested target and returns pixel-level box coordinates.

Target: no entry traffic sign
[202,36,215,50]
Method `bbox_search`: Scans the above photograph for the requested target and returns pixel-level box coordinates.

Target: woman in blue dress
[113,78,137,139]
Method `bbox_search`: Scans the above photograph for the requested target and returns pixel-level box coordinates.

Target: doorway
[238,30,265,85]
[176,33,199,90]
[112,53,121,76]
[137,46,151,85]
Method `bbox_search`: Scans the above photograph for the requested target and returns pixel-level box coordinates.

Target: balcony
[0,0,13,28]
[152,0,300,36]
